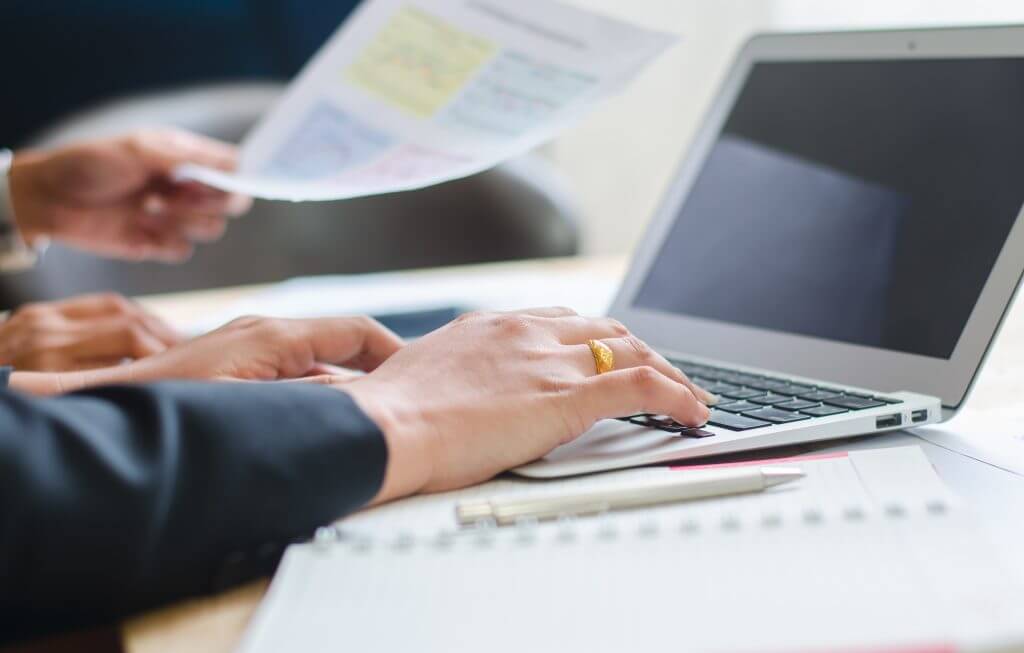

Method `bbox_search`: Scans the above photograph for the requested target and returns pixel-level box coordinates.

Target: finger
[52,293,135,319]
[126,129,239,174]
[71,318,170,361]
[306,362,362,378]
[578,367,711,428]
[571,336,718,405]
[148,183,251,218]
[306,364,363,382]
[53,294,184,347]
[139,195,230,245]
[510,307,579,318]
[59,295,186,348]
[178,213,228,243]
[287,317,405,372]
[550,315,631,345]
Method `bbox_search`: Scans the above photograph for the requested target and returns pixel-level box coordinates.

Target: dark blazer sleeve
[0,381,387,643]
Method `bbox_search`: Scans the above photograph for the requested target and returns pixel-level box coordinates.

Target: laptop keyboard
[617,359,902,438]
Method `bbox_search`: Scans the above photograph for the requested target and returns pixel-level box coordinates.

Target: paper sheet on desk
[239,446,1024,653]
[177,0,676,201]
[915,407,1024,477]
[337,446,957,539]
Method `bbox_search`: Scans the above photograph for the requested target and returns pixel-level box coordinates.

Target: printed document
[178,0,675,200]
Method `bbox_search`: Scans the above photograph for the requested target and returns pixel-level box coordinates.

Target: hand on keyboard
[342,308,716,501]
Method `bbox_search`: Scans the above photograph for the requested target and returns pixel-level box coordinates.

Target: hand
[342,308,716,503]
[8,129,252,262]
[115,315,404,383]
[0,293,182,371]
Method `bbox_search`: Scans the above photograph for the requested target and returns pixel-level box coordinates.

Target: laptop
[516,25,1024,478]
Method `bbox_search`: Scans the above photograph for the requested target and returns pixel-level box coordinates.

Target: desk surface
[123,255,1024,653]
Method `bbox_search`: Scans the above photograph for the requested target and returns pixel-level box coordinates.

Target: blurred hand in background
[0,293,182,371]
[7,129,251,262]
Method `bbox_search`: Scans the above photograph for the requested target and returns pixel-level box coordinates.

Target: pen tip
[761,467,805,486]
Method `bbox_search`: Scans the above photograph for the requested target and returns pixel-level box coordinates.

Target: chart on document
[177,0,675,201]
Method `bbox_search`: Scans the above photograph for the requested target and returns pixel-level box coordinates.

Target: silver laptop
[517,25,1024,478]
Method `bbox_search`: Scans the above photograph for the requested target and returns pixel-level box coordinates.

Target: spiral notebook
[239,447,1024,653]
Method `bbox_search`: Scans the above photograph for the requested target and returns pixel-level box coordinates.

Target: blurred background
[2,0,1024,307]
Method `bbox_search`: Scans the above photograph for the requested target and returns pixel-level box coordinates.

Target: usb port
[911,410,928,423]
[876,414,902,429]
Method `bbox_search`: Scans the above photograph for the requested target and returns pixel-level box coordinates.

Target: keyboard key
[719,388,765,400]
[878,397,904,404]
[675,362,700,373]
[631,414,678,429]
[679,428,716,439]
[728,373,765,386]
[695,369,732,382]
[627,414,713,437]
[715,400,762,413]
[799,389,842,401]
[780,383,814,394]
[717,372,754,386]
[749,393,793,406]
[823,395,885,410]
[801,405,849,417]
[774,399,820,411]
[760,380,798,394]
[707,410,771,431]
[743,378,779,391]
[742,407,811,424]
[704,382,741,395]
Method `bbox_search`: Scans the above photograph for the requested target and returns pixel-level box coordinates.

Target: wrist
[7,150,54,245]
[7,366,127,395]
[59,364,138,393]
[343,381,435,505]
[9,371,64,395]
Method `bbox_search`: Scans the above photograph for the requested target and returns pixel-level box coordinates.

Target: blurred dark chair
[0,83,581,308]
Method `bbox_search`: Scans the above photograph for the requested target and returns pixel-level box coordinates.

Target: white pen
[455,466,804,526]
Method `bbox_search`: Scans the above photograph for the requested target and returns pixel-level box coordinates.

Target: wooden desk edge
[123,581,269,653]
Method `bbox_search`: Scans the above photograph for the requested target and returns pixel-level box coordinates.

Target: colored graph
[441,50,598,137]
[346,6,497,118]
[264,102,392,179]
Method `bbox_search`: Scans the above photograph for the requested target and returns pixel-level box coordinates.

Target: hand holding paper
[178,0,676,201]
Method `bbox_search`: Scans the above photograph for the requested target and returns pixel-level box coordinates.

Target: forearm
[9,366,136,396]
[0,381,386,644]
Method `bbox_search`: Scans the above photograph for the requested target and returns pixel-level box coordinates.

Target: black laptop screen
[633,58,1024,360]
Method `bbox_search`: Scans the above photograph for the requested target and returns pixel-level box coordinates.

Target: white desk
[123,256,1024,653]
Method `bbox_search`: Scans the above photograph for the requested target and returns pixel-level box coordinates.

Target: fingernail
[226,194,252,217]
[700,390,720,406]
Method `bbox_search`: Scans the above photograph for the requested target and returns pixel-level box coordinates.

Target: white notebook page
[239,447,1024,653]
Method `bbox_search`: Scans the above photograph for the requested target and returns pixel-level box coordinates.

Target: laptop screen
[633,58,1024,360]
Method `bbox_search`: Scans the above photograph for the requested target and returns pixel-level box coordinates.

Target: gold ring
[587,339,615,375]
